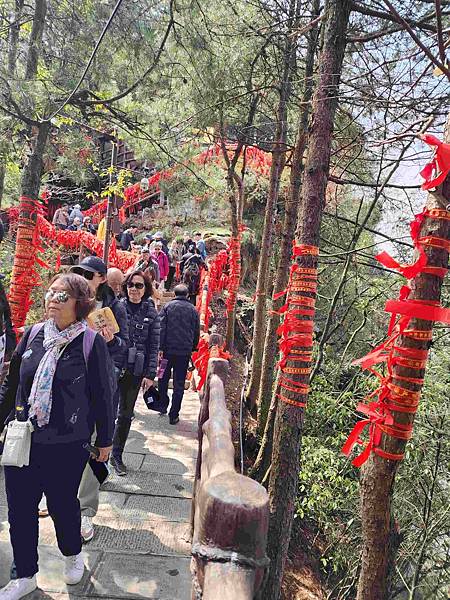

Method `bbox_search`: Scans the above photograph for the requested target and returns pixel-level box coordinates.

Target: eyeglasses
[127,281,145,290]
[45,290,71,303]
[77,269,95,281]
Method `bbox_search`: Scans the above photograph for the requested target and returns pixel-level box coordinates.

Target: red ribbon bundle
[342,207,450,467]
[8,197,46,331]
[225,225,246,315]
[196,249,229,332]
[419,134,450,191]
[192,336,231,390]
[274,243,319,408]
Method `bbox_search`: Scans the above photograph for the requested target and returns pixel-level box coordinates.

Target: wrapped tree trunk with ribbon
[254,0,320,445]
[262,2,351,598]
[343,121,450,600]
[245,0,299,411]
[9,122,51,331]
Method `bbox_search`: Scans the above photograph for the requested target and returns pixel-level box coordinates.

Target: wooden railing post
[191,354,269,599]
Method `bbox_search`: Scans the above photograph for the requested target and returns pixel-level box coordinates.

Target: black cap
[71,255,107,275]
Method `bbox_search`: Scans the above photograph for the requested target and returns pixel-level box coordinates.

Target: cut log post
[191,355,269,599]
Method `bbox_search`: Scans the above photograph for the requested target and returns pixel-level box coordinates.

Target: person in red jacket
[151,242,169,286]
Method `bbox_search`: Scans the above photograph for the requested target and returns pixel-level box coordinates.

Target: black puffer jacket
[160,297,200,356]
[121,298,160,379]
[99,285,128,370]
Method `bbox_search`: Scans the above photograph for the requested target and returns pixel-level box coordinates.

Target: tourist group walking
[0,225,207,599]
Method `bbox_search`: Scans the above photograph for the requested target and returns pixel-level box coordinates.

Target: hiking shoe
[81,516,94,543]
[110,455,127,476]
[169,417,180,425]
[0,575,37,599]
[64,553,84,585]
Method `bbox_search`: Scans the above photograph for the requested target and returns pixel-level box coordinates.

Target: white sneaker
[63,553,84,585]
[80,515,94,543]
[38,495,49,518]
[0,575,37,599]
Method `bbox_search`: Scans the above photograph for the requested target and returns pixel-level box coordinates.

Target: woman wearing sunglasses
[110,270,160,476]
[71,256,128,543]
[0,274,115,600]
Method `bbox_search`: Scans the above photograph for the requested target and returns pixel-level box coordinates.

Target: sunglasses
[77,269,95,281]
[127,281,145,290]
[45,290,71,304]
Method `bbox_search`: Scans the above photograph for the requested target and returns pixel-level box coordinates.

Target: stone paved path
[0,389,199,599]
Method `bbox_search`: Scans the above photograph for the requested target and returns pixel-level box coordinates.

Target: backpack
[183,258,201,295]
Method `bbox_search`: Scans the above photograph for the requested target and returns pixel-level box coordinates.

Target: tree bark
[25,0,47,80]
[356,116,450,600]
[255,0,320,436]
[245,0,298,410]
[0,164,5,209]
[8,0,25,76]
[20,122,51,199]
[262,2,351,598]
[0,0,26,207]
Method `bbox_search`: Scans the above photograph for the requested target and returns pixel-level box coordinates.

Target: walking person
[71,256,128,543]
[151,242,169,295]
[52,204,69,230]
[81,216,96,235]
[0,273,115,599]
[68,204,83,225]
[120,225,138,251]
[68,217,82,231]
[107,268,124,298]
[166,239,183,290]
[181,247,208,305]
[110,270,160,476]
[193,232,207,260]
[158,284,200,425]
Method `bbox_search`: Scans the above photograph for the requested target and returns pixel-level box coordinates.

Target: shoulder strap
[26,323,96,368]
[27,323,44,349]
[83,327,97,367]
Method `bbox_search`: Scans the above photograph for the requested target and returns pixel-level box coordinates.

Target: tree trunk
[9,122,51,329]
[262,2,351,598]
[245,0,298,410]
[0,164,5,209]
[25,0,47,80]
[0,0,26,207]
[20,123,51,199]
[356,116,450,600]
[225,179,242,349]
[250,392,277,482]
[255,0,320,436]
[8,0,25,76]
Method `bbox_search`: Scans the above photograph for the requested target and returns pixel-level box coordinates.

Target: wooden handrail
[191,353,269,599]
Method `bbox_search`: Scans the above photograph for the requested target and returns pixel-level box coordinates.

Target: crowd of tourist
[0,220,207,599]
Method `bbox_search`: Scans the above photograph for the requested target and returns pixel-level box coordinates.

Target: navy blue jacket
[0,326,115,447]
[120,230,134,251]
[160,297,200,356]
[0,280,16,356]
[100,285,128,370]
[122,298,160,379]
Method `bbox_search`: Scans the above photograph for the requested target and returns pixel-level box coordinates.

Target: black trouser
[166,266,176,290]
[112,370,142,459]
[5,441,89,578]
[188,294,197,306]
[158,354,190,419]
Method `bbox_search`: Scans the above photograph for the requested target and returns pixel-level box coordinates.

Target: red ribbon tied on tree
[419,134,450,191]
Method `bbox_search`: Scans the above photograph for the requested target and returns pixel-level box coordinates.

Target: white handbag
[1,420,34,467]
